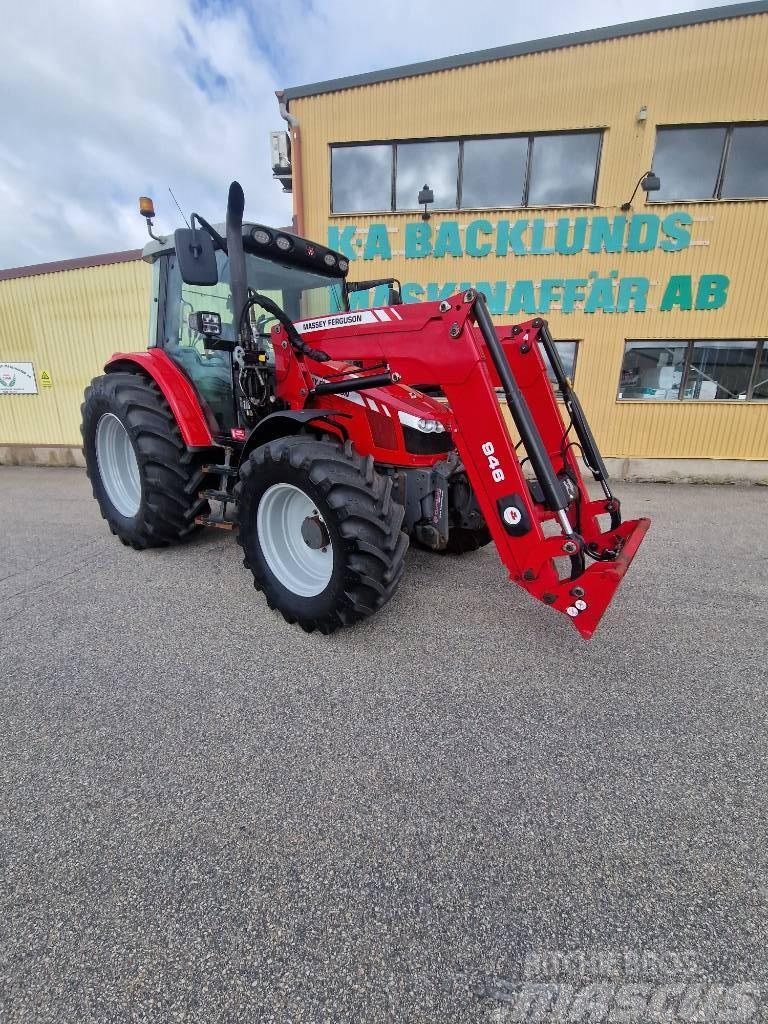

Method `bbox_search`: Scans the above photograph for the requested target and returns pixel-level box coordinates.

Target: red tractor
[81,183,648,638]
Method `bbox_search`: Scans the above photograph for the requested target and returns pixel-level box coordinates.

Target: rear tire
[81,371,211,548]
[236,436,408,633]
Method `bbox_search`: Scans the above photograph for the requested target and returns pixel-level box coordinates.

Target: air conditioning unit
[270,130,292,193]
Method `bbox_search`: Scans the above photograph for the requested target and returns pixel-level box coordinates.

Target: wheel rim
[257,483,333,597]
[95,413,141,518]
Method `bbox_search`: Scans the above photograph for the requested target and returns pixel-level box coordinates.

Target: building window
[651,123,768,202]
[619,342,687,400]
[461,136,528,208]
[618,340,768,401]
[527,133,602,207]
[331,144,393,213]
[752,344,768,401]
[722,125,768,199]
[330,131,602,213]
[539,340,578,397]
[687,341,758,400]
[395,140,459,210]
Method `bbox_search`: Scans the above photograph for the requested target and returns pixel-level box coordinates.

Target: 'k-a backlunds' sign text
[328,212,729,315]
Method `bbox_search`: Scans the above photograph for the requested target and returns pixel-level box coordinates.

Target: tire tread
[81,371,212,548]
[235,436,408,633]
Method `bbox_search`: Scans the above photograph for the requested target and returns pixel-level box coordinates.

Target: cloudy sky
[0,0,733,269]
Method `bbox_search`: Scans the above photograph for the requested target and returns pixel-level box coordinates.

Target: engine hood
[314,359,452,430]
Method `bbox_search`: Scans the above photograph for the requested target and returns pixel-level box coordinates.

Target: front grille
[402,425,454,455]
[366,408,399,450]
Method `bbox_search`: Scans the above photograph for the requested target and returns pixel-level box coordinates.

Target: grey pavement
[0,466,766,1023]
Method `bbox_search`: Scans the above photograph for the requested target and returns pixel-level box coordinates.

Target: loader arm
[272,289,649,639]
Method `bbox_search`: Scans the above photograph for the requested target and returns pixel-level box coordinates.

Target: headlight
[398,410,446,433]
[275,235,291,251]
[252,228,271,245]
[324,253,336,267]
[338,258,349,272]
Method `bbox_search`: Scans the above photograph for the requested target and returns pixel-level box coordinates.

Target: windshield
[170,249,347,350]
[245,250,347,319]
[242,249,348,349]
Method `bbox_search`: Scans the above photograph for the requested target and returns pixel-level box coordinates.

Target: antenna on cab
[168,186,191,228]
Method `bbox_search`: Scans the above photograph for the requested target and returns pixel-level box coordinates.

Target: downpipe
[276,91,304,237]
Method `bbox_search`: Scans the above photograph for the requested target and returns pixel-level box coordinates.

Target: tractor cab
[142,219,352,433]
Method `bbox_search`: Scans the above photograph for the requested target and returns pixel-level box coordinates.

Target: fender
[105,349,214,448]
[239,409,350,465]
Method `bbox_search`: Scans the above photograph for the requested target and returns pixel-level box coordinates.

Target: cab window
[162,251,237,431]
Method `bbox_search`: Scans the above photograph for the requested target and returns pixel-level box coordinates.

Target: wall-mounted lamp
[621,171,661,212]
[418,183,434,221]
[636,105,648,123]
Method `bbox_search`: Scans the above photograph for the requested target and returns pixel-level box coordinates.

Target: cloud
[0,0,733,268]
[0,0,289,268]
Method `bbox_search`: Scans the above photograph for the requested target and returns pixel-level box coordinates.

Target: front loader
[81,182,648,638]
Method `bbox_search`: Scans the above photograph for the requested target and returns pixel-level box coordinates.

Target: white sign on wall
[0,362,38,395]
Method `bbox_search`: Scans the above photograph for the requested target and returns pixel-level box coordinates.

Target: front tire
[236,436,408,633]
[81,371,211,548]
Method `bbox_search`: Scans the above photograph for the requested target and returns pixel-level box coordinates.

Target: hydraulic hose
[242,292,330,363]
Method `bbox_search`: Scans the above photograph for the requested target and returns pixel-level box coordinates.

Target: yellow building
[0,252,149,464]
[274,1,768,480]
[1,2,767,480]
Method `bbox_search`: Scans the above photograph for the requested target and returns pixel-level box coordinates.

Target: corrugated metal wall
[291,12,768,460]
[0,260,150,446]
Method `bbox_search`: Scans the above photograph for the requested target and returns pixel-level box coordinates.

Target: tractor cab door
[159,250,237,432]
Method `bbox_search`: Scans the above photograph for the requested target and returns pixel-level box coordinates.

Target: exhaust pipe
[226,181,249,343]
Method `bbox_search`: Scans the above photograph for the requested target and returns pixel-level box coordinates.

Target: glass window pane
[332,145,392,213]
[461,137,528,208]
[618,342,687,400]
[751,344,768,400]
[164,251,237,430]
[722,125,768,199]
[538,340,577,395]
[686,341,757,400]
[652,127,725,201]
[396,141,459,210]
[527,133,600,206]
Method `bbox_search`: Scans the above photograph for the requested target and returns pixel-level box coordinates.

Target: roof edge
[283,2,768,102]
[0,249,143,283]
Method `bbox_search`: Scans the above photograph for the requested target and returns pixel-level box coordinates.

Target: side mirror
[347,278,403,306]
[174,228,218,286]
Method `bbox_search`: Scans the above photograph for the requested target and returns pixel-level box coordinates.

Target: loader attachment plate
[551,516,650,640]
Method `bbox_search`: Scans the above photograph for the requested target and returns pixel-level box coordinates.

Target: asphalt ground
[0,466,766,1023]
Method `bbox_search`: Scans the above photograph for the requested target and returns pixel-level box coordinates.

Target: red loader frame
[272,288,649,639]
